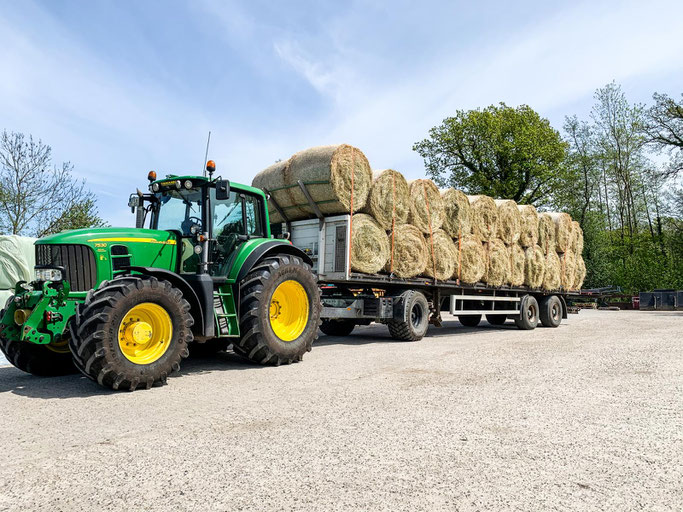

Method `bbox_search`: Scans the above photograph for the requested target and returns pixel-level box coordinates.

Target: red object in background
[632,296,640,309]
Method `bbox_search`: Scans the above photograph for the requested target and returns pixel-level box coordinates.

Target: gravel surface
[0,309,681,511]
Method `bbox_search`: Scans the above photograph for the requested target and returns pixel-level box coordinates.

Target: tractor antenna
[202,131,211,177]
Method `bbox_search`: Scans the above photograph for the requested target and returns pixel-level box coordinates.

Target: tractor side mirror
[215,179,231,200]
[128,194,140,213]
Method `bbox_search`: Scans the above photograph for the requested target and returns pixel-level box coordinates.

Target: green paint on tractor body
[0,173,285,348]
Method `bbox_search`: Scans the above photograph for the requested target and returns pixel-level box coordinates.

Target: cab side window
[244,194,263,237]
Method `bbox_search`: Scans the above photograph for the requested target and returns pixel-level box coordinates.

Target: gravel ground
[0,309,681,511]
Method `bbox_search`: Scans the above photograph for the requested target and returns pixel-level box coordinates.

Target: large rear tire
[0,313,75,376]
[320,319,355,337]
[70,275,193,391]
[235,254,321,365]
[387,290,429,341]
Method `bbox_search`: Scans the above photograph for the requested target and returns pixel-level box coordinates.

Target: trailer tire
[515,295,539,330]
[235,254,321,365]
[486,314,507,326]
[0,313,75,376]
[189,338,231,356]
[387,290,429,341]
[458,315,481,327]
[320,319,355,337]
[70,275,193,391]
[539,295,562,328]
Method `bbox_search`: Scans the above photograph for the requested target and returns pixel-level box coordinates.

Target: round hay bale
[441,188,471,238]
[542,251,561,290]
[507,243,525,286]
[518,205,539,248]
[538,213,556,254]
[422,229,457,280]
[559,250,576,290]
[570,220,584,256]
[386,224,428,278]
[453,235,486,284]
[547,212,573,253]
[350,214,389,274]
[407,179,445,233]
[364,169,410,230]
[468,195,498,242]
[494,199,521,245]
[524,245,545,288]
[483,238,509,287]
[574,255,586,290]
[252,144,372,223]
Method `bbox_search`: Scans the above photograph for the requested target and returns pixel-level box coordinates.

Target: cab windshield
[155,189,203,236]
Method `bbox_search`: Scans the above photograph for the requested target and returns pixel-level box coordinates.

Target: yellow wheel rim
[269,280,309,342]
[45,338,70,354]
[117,303,173,364]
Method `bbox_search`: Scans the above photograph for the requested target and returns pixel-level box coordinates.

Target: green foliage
[38,198,107,237]
[413,103,568,205]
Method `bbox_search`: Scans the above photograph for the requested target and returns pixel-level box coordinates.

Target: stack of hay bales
[252,144,585,289]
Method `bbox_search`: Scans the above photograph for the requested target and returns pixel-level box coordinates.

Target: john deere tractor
[0,162,321,390]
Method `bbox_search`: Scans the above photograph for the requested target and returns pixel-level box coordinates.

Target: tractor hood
[36,227,178,247]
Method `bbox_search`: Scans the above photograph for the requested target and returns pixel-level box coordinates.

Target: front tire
[235,254,321,365]
[70,276,193,391]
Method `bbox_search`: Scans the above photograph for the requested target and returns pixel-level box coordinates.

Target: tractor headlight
[184,180,193,189]
[35,267,63,282]
[152,183,160,192]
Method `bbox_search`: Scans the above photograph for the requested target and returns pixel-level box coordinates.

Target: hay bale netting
[574,255,587,290]
[507,243,525,286]
[468,195,498,242]
[386,224,428,278]
[441,188,471,238]
[538,213,556,254]
[453,235,486,284]
[494,199,521,245]
[570,220,584,256]
[547,212,573,253]
[524,245,546,288]
[252,144,372,223]
[422,229,457,280]
[350,214,390,274]
[542,251,561,290]
[518,205,539,248]
[407,179,445,233]
[559,250,577,290]
[483,239,509,287]
[364,169,410,230]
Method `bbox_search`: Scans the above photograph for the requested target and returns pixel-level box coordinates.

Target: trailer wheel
[70,275,193,391]
[189,338,231,356]
[320,319,355,336]
[236,254,321,365]
[514,295,539,330]
[387,290,429,341]
[486,314,507,326]
[458,315,481,327]
[539,295,562,328]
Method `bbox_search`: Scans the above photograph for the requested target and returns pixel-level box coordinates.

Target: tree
[646,92,683,178]
[0,130,106,236]
[413,103,568,206]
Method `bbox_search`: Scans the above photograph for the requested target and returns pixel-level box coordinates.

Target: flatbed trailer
[283,214,579,340]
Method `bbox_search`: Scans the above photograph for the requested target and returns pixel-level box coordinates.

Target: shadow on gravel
[0,366,114,399]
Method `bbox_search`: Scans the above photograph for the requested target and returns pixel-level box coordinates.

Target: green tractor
[0,162,321,390]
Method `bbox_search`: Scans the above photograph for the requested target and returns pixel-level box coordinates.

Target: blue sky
[1,0,682,227]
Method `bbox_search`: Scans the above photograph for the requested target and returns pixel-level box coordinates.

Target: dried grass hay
[386,223,428,278]
[441,188,471,238]
[468,195,498,242]
[494,199,521,245]
[454,235,486,284]
[570,220,584,256]
[252,144,372,223]
[508,243,525,286]
[524,245,545,288]
[574,255,586,290]
[538,213,556,254]
[483,238,509,287]
[350,214,389,274]
[407,179,445,233]
[364,169,410,230]
[542,250,561,290]
[547,212,573,253]
[422,229,457,280]
[560,250,577,290]
[518,205,539,248]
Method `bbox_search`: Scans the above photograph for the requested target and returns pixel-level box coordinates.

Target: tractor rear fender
[234,241,313,284]
[122,266,207,336]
